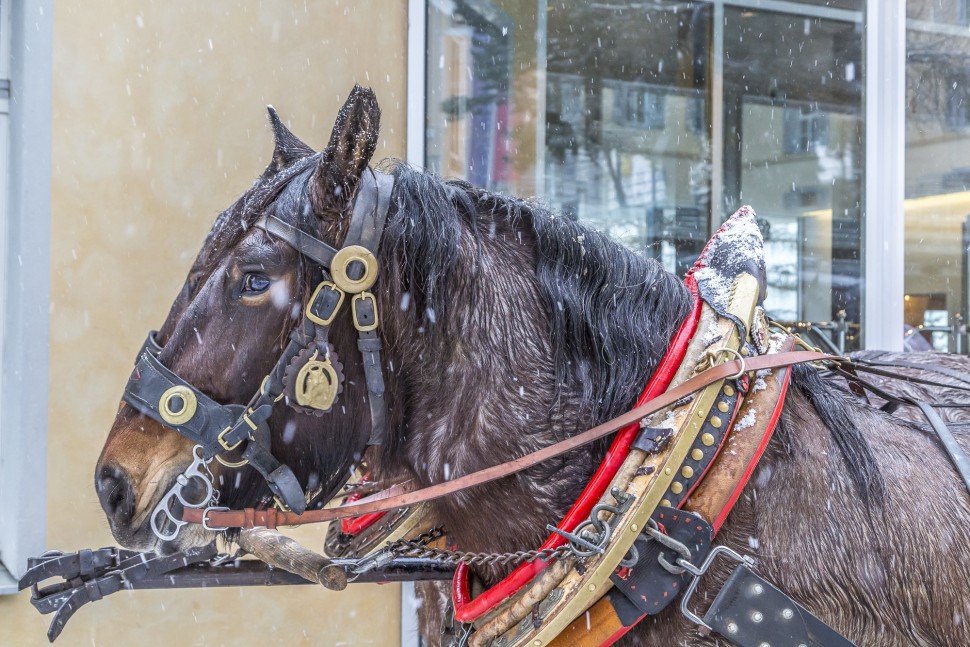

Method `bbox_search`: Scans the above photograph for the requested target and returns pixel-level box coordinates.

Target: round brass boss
[159,385,197,426]
[331,245,378,294]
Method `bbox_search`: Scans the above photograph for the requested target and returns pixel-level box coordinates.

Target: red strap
[339,477,389,536]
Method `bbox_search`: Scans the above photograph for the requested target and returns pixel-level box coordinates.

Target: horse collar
[121,168,396,541]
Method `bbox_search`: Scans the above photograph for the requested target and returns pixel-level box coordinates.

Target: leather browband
[254,215,339,267]
[184,350,837,529]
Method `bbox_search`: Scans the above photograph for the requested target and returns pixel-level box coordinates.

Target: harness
[122,166,395,539]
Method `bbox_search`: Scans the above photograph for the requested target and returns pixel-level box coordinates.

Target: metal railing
[776,311,968,356]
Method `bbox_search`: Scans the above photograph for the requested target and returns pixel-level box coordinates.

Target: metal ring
[331,245,378,294]
[215,453,249,468]
[159,385,198,426]
[712,347,747,380]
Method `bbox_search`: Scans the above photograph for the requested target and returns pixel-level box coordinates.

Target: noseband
[122,168,395,540]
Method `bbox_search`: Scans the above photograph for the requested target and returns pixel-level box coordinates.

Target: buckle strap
[239,445,305,514]
[354,293,387,445]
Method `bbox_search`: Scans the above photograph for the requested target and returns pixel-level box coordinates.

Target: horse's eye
[242,273,271,295]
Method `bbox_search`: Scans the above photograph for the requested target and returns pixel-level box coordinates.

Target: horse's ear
[311,85,381,214]
[262,106,315,177]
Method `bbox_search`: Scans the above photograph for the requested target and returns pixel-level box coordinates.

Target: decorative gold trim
[306,281,345,326]
[331,245,378,293]
[159,385,197,426]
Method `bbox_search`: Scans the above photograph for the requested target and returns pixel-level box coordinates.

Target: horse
[95,85,970,646]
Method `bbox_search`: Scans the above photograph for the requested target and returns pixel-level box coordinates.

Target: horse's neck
[376,187,690,564]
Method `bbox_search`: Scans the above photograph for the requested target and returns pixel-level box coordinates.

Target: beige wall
[1,2,410,645]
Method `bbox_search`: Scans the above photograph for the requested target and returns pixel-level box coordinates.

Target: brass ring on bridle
[331,245,378,294]
[159,385,198,426]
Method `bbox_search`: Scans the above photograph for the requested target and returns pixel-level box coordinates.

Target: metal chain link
[388,528,571,568]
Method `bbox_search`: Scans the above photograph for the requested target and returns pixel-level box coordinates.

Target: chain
[388,528,571,568]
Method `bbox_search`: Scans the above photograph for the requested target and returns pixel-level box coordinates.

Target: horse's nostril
[96,465,135,524]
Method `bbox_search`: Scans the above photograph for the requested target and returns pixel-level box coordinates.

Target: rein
[184,350,836,530]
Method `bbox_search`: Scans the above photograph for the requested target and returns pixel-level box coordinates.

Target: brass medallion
[294,350,340,411]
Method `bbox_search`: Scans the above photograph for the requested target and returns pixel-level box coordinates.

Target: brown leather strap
[185,351,835,529]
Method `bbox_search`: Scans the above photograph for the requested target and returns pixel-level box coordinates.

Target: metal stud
[727,622,738,634]
[701,433,715,446]
[718,401,730,413]
[723,384,736,397]
[751,611,764,623]
[710,416,722,429]
[670,482,684,494]
[681,466,694,478]
[691,448,704,461]
[752,583,764,595]
[782,608,794,620]
[661,499,672,507]
[664,467,672,475]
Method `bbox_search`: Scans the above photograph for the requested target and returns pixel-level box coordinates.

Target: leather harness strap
[831,363,970,493]
[183,350,836,529]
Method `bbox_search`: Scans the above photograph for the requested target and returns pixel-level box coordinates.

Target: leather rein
[184,349,837,530]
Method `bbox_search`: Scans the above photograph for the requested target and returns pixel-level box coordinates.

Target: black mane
[383,162,694,425]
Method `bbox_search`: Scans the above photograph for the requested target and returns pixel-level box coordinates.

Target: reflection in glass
[905,2,970,351]
[426,1,865,349]
[726,9,863,334]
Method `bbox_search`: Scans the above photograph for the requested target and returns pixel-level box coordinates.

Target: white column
[0,0,54,585]
[406,0,427,167]
[863,0,906,351]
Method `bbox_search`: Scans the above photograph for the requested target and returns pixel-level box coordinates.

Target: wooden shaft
[238,527,348,591]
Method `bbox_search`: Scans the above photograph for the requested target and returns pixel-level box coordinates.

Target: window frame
[0,0,54,591]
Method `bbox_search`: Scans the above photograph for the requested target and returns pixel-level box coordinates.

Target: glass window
[905,0,970,352]
[426,0,864,349]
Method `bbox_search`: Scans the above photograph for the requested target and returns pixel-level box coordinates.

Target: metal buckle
[352,292,380,332]
[306,280,345,326]
[201,506,231,531]
[218,425,243,452]
[678,545,755,629]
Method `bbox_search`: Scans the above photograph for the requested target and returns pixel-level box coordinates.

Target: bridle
[122,167,396,540]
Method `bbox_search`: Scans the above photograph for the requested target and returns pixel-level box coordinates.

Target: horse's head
[95,86,386,552]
